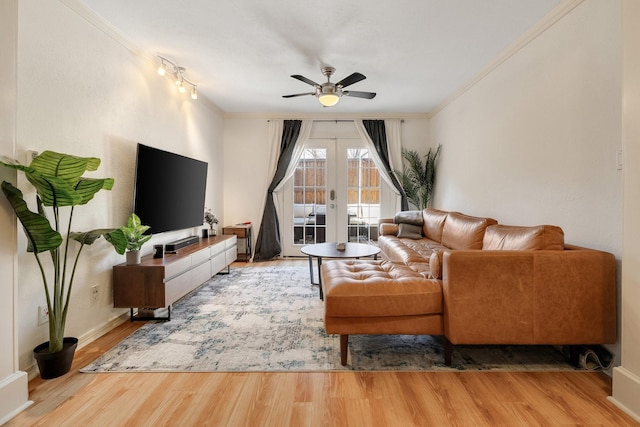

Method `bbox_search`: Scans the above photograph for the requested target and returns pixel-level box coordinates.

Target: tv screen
[133,143,208,234]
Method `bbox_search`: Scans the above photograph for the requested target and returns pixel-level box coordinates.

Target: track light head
[157,61,167,76]
[156,56,198,100]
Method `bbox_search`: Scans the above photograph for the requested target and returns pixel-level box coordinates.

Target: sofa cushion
[378,235,447,264]
[422,208,449,242]
[397,223,423,239]
[394,210,424,226]
[441,212,498,250]
[482,224,565,250]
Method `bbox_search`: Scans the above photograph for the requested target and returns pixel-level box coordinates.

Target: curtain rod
[267,119,404,123]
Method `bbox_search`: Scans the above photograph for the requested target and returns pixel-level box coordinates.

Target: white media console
[113,234,237,320]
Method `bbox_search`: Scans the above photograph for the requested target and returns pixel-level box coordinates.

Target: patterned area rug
[81,262,576,373]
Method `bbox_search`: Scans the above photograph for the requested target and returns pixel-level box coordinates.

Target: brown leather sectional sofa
[321,208,616,366]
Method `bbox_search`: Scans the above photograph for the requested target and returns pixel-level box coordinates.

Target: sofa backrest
[422,208,449,242]
[482,224,565,250]
[441,212,498,250]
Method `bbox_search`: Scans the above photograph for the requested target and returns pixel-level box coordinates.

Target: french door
[281,138,385,257]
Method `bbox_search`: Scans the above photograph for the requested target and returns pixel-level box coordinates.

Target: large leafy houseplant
[395,145,442,210]
[0,151,126,355]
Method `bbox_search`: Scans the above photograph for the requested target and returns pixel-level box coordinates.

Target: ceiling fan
[283,66,376,107]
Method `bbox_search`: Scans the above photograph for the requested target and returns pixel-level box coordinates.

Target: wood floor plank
[6,260,639,427]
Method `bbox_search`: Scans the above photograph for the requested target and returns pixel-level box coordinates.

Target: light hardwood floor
[7,261,638,426]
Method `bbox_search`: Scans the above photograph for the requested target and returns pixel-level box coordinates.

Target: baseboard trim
[0,371,32,425]
[76,311,131,351]
[609,366,640,422]
[25,311,130,380]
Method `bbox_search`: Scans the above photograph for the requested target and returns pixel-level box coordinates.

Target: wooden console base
[113,235,237,318]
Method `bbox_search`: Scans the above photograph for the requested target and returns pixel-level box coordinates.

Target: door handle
[330,190,335,200]
[330,204,335,209]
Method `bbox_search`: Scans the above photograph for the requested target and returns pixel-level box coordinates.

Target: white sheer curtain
[254,120,284,232]
[384,119,404,184]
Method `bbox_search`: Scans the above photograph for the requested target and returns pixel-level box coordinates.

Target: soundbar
[165,235,199,251]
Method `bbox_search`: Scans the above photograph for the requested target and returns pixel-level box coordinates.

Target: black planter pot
[33,337,78,379]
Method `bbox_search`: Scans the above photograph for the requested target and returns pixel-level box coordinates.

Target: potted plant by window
[395,145,442,209]
[106,213,152,265]
[0,151,127,379]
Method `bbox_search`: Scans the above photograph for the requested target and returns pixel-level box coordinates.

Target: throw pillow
[397,223,423,239]
[394,210,424,226]
[429,251,443,279]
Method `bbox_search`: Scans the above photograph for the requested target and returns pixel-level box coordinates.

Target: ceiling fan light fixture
[284,67,374,107]
[318,93,340,107]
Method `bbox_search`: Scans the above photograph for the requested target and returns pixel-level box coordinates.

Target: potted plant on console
[204,207,218,236]
[0,151,127,379]
[108,212,152,265]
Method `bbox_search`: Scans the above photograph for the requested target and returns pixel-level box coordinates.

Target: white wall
[611,0,640,421]
[14,0,224,373]
[0,0,31,422]
[430,0,623,360]
[223,115,430,248]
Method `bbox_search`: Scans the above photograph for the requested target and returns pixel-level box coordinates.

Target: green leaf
[23,151,108,207]
[69,228,119,246]
[74,177,115,205]
[1,181,62,253]
[103,229,128,255]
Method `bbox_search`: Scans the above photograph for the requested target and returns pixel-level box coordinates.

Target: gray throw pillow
[394,210,424,226]
[397,223,423,239]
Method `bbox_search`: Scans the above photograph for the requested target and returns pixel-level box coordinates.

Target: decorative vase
[126,250,141,265]
[211,226,217,236]
[33,337,78,379]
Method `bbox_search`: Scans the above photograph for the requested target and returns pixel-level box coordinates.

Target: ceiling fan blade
[336,72,366,88]
[343,90,376,99]
[282,92,315,98]
[291,75,320,87]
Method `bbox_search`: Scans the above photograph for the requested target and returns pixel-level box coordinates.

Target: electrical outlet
[26,150,39,165]
[91,284,100,301]
[616,149,623,170]
[38,305,49,325]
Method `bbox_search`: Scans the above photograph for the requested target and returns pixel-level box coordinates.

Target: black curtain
[362,120,409,211]
[253,120,302,261]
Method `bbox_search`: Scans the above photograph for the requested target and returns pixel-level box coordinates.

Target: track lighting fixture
[157,60,167,76]
[156,56,198,100]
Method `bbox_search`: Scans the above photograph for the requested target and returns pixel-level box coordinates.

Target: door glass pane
[292,148,326,245]
[347,148,380,242]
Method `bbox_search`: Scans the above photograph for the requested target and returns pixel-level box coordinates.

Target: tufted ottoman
[321,259,443,365]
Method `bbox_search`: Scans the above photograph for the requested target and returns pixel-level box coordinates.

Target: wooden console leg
[567,345,580,367]
[340,335,349,366]
[444,337,453,366]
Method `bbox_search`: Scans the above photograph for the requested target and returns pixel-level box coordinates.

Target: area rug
[81,262,576,373]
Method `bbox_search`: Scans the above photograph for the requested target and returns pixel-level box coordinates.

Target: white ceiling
[76,0,563,114]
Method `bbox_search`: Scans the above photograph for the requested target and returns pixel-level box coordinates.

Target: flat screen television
[133,143,208,235]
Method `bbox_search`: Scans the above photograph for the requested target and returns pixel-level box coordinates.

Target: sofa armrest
[378,218,398,236]
[442,248,616,345]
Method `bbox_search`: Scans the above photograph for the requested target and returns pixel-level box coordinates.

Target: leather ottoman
[321,259,443,365]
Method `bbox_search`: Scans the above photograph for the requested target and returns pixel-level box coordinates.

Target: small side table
[223,224,252,262]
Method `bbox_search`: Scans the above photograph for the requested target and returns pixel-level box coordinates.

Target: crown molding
[428,0,585,118]
[223,112,429,121]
